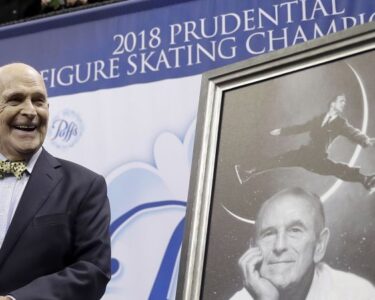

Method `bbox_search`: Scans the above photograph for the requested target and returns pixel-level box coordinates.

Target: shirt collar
[326,111,337,118]
[0,147,43,175]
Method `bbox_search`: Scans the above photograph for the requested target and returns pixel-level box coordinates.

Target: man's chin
[264,275,291,290]
[11,145,41,160]
[260,268,293,290]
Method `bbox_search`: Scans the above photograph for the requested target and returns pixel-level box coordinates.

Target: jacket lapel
[0,149,62,267]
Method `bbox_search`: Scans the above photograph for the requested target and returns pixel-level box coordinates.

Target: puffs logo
[49,110,83,148]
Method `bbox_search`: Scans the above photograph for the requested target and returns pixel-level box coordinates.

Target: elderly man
[231,187,375,300]
[235,95,375,191]
[0,63,111,299]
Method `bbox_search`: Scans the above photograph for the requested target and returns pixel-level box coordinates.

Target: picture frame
[176,22,375,300]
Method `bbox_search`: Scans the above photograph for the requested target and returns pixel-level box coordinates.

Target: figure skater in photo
[235,94,375,192]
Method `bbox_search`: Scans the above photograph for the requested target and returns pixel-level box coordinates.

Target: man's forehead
[0,63,41,81]
[0,64,46,94]
[257,194,315,228]
[0,62,38,73]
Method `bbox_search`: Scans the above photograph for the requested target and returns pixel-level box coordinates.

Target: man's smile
[13,124,38,132]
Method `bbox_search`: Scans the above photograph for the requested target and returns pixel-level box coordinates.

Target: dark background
[200,50,375,300]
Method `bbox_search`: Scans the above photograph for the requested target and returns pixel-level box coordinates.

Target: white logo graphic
[103,120,196,300]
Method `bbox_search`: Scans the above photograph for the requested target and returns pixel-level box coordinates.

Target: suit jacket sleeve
[339,118,369,147]
[279,116,317,136]
[10,174,111,300]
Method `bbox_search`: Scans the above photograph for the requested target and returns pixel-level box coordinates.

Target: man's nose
[273,232,287,254]
[20,99,37,117]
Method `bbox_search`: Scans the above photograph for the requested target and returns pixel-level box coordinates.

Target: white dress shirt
[0,148,42,249]
[321,112,338,127]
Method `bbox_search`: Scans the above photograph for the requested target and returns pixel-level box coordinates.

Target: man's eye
[261,231,275,238]
[34,99,46,106]
[7,98,22,105]
[289,227,303,234]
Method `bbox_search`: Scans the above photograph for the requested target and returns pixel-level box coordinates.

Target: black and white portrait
[201,50,375,299]
[176,24,375,300]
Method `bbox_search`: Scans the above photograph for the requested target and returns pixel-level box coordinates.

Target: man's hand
[239,247,279,300]
[0,296,12,300]
[270,128,281,136]
[366,137,375,147]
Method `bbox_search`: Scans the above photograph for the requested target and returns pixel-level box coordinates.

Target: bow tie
[0,160,28,179]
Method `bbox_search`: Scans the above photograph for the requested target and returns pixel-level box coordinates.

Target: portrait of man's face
[0,65,49,160]
[256,195,319,289]
[331,95,346,113]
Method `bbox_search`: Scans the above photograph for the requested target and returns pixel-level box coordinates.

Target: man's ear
[313,227,330,263]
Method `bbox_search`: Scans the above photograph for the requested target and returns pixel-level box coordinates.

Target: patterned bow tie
[0,160,27,179]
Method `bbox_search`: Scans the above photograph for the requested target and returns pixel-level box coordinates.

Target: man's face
[0,64,49,160]
[332,95,346,113]
[256,195,319,290]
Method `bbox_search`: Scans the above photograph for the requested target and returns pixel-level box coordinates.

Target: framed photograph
[177,22,375,300]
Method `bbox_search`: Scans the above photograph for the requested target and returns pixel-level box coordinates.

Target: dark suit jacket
[0,149,111,299]
[280,113,369,155]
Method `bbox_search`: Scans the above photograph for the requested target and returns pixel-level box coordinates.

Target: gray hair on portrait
[255,187,326,237]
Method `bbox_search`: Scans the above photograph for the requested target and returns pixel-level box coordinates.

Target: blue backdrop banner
[0,0,374,299]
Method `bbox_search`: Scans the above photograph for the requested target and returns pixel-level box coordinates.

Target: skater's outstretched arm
[269,116,317,137]
[341,119,375,148]
[364,137,375,147]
